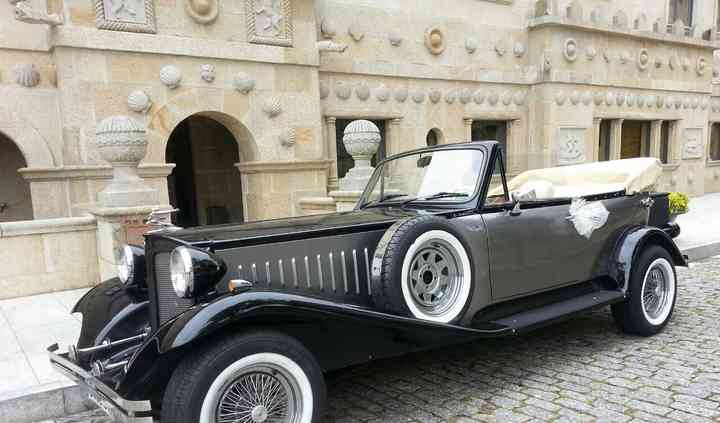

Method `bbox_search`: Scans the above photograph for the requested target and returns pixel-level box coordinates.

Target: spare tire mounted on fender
[371,216,473,323]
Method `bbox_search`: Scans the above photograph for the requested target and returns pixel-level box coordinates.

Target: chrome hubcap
[642,264,669,320]
[408,239,463,316]
[216,366,300,423]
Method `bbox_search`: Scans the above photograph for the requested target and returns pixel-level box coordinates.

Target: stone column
[329,120,381,211]
[591,118,602,162]
[326,117,339,192]
[387,118,403,157]
[609,119,624,160]
[463,118,473,142]
[90,116,163,280]
[650,120,663,159]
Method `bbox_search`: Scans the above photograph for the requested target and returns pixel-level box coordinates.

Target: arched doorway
[166,115,244,227]
[0,133,33,222]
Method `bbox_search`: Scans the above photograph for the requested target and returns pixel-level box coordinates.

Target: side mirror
[509,192,522,216]
[417,156,432,168]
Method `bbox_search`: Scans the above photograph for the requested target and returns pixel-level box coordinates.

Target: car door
[480,155,601,300]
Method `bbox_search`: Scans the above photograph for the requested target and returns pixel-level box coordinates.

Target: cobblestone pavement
[41,257,720,423]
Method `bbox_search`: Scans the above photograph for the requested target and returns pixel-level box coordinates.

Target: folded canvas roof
[501,158,663,199]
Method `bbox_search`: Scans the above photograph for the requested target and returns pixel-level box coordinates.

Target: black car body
[49,141,686,423]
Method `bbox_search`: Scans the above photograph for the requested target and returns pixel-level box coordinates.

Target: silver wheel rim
[641,258,675,325]
[215,364,302,423]
[407,238,463,317]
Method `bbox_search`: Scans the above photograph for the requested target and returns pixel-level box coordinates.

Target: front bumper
[48,344,154,423]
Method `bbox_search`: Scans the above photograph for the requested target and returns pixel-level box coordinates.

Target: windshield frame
[357,143,491,210]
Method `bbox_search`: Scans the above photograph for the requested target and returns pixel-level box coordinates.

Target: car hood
[155,208,436,249]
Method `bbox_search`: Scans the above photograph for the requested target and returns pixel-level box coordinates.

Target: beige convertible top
[503,158,662,199]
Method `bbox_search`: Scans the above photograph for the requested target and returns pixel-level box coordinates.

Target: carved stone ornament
[612,10,628,29]
[637,94,645,108]
[459,88,472,104]
[185,0,218,24]
[637,49,650,71]
[602,49,611,63]
[159,65,182,89]
[488,92,499,106]
[682,128,703,159]
[589,7,606,24]
[374,84,389,102]
[594,92,604,106]
[605,92,615,106]
[465,37,478,54]
[683,97,690,109]
[424,26,446,55]
[542,51,552,74]
[494,40,507,57]
[513,42,526,58]
[514,91,526,106]
[234,72,256,94]
[394,87,408,103]
[581,91,592,106]
[279,128,296,148]
[348,22,364,42]
[445,90,457,104]
[563,38,578,62]
[697,57,707,76]
[320,18,336,39]
[647,95,656,108]
[557,128,586,165]
[555,91,567,106]
[669,55,678,70]
[586,47,596,61]
[262,97,282,118]
[656,95,664,108]
[569,91,580,105]
[127,90,152,114]
[619,51,631,65]
[411,89,426,104]
[566,1,583,21]
[616,93,625,107]
[429,89,442,104]
[13,63,40,88]
[335,81,351,100]
[655,56,664,68]
[473,90,485,105]
[682,57,690,72]
[355,83,370,101]
[691,97,699,109]
[317,40,347,53]
[200,64,216,83]
[626,93,635,107]
[340,120,382,191]
[96,116,148,165]
[502,91,512,106]
[388,32,402,47]
[14,1,64,25]
[94,0,156,33]
[247,0,292,47]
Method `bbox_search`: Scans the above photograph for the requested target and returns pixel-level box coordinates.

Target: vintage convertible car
[48,141,686,423]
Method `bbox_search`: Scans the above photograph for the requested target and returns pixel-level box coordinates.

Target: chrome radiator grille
[154,252,195,325]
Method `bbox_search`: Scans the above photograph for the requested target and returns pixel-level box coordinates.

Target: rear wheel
[162,331,326,423]
[612,245,677,336]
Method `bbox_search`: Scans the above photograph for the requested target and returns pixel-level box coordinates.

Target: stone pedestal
[328,190,364,212]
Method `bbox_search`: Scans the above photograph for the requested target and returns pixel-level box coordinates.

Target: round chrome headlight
[118,245,135,285]
[170,247,194,298]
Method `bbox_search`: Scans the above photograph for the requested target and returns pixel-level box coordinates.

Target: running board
[488,289,626,334]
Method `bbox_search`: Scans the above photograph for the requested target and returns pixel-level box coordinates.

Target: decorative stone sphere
[342,120,381,162]
[127,90,152,114]
[160,65,182,89]
[262,97,282,118]
[95,116,147,165]
[234,72,255,94]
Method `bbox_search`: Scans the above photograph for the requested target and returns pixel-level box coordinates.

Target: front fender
[73,278,149,349]
[609,225,688,292]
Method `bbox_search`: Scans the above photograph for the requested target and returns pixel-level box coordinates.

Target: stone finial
[672,19,686,36]
[566,1,583,21]
[534,0,558,17]
[14,1,63,25]
[612,11,628,29]
[95,116,157,207]
[339,120,381,191]
[653,18,667,33]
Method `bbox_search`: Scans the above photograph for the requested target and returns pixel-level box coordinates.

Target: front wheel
[612,245,677,336]
[162,331,326,423]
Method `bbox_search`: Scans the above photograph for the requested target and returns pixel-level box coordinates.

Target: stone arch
[0,107,55,168]
[146,90,258,164]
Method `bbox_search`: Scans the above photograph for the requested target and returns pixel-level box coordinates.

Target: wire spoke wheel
[407,237,464,318]
[640,258,675,326]
[215,364,302,423]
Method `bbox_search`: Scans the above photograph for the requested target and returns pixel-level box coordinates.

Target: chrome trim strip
[352,249,360,294]
[364,248,371,295]
[291,257,298,288]
[329,252,336,291]
[265,261,271,285]
[237,264,243,279]
[316,254,324,290]
[304,256,311,288]
[278,259,285,286]
[341,250,348,293]
[251,263,258,284]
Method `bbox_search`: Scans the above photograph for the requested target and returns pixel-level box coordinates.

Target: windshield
[359,148,485,208]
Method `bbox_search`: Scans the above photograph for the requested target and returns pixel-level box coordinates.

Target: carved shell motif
[200,64,216,83]
[429,89,442,103]
[127,90,152,114]
[279,128,296,148]
[374,84,390,102]
[262,97,282,118]
[14,63,40,88]
[394,87,408,103]
[160,65,182,89]
[234,72,256,94]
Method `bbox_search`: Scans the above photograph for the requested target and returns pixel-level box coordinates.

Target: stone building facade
[1,0,719,296]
